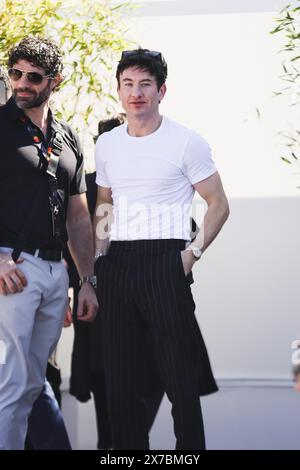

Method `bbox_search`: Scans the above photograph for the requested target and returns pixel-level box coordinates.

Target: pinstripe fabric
[96,239,218,450]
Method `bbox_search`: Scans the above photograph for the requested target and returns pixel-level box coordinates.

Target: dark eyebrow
[121,77,153,83]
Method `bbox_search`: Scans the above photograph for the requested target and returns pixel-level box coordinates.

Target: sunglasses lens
[149,51,161,58]
[8,68,22,81]
[7,68,44,84]
[121,51,134,59]
[121,50,162,63]
[27,72,43,84]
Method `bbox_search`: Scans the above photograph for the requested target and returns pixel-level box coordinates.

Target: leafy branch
[271,0,300,169]
[0,0,135,139]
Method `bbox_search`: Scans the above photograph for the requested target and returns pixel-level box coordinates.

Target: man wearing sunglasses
[0,36,98,450]
[94,49,230,450]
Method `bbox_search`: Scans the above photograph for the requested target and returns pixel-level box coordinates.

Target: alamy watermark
[95,197,207,243]
[291,339,300,365]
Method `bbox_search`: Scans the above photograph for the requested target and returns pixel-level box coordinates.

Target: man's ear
[158,83,167,103]
[51,72,64,91]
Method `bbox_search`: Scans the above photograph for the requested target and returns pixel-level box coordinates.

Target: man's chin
[128,109,147,118]
[15,96,32,109]
[15,97,36,109]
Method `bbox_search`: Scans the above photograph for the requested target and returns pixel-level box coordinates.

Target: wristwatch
[80,275,97,289]
[186,245,202,260]
[94,249,105,261]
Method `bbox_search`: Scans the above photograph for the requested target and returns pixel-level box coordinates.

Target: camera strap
[12,116,65,262]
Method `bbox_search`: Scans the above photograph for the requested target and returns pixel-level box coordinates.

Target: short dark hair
[8,36,63,77]
[293,364,300,380]
[98,113,126,136]
[93,113,126,143]
[116,48,168,90]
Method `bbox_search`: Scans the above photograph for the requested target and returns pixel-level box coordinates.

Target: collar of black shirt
[4,96,61,136]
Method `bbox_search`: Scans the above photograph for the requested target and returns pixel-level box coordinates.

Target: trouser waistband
[109,239,187,255]
[0,244,63,262]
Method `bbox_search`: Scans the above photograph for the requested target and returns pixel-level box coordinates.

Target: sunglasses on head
[8,68,53,85]
[121,50,162,63]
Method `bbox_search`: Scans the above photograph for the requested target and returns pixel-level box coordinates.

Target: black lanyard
[11,115,65,262]
[20,114,62,176]
[20,115,65,239]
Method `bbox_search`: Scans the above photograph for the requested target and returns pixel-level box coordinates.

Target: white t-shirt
[95,116,217,241]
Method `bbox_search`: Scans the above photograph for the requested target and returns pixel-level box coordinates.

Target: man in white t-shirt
[94,49,229,450]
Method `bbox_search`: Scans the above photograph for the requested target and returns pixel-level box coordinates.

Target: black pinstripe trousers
[96,239,218,450]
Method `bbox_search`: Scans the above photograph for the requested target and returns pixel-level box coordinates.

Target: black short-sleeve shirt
[0,98,86,250]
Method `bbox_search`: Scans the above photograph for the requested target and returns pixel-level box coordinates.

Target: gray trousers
[0,247,69,450]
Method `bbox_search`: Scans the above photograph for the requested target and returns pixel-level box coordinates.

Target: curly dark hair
[8,36,63,77]
[116,48,168,90]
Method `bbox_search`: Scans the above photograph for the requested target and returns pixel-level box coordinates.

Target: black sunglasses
[8,68,53,85]
[121,50,162,63]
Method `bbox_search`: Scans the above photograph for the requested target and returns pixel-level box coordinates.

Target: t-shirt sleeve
[69,131,87,196]
[94,135,111,188]
[182,130,217,184]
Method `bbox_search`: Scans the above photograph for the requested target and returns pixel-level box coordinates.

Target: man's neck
[24,102,49,137]
[127,113,163,137]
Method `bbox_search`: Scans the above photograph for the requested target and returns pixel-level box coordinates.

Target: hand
[180,249,196,277]
[0,253,27,295]
[62,258,69,270]
[76,282,98,322]
[63,299,73,327]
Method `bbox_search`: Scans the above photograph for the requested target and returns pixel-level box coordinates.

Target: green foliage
[0,0,134,137]
[271,0,300,169]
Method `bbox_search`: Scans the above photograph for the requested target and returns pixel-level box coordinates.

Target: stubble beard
[13,82,52,109]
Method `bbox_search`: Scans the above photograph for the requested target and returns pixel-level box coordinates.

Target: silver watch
[186,245,202,259]
[94,249,105,261]
[80,275,97,289]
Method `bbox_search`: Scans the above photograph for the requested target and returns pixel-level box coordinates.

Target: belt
[1,244,63,262]
[109,239,187,255]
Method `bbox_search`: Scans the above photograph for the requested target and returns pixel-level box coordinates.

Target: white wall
[122,0,300,379]
[58,0,300,449]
